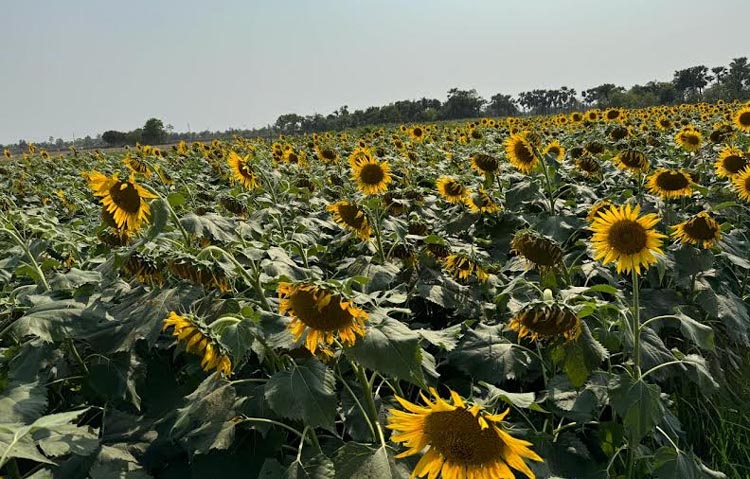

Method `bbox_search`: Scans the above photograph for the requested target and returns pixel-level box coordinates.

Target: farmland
[2,102,750,478]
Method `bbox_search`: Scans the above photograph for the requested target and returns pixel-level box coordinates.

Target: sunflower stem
[0,224,50,292]
[631,268,642,379]
[142,185,192,247]
[353,362,386,447]
[538,152,556,216]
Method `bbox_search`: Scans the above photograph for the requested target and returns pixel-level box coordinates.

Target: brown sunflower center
[444,181,465,197]
[547,146,561,156]
[683,133,700,146]
[321,148,336,160]
[358,163,385,185]
[513,140,535,164]
[607,219,648,254]
[288,288,354,331]
[739,112,750,126]
[607,110,620,120]
[723,155,748,174]
[512,235,563,267]
[287,152,299,163]
[335,204,367,229]
[424,407,503,465]
[619,150,647,168]
[517,304,579,337]
[240,163,255,178]
[109,181,142,214]
[413,127,423,137]
[683,217,719,241]
[655,171,690,191]
[473,154,499,172]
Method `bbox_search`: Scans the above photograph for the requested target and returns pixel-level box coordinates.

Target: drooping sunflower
[351,157,392,195]
[646,169,694,199]
[470,153,500,175]
[589,204,666,275]
[675,126,703,152]
[162,312,232,375]
[387,388,542,479]
[465,189,500,214]
[587,200,614,222]
[227,150,259,189]
[733,106,750,132]
[169,256,231,293]
[511,230,564,271]
[672,212,722,249]
[314,144,339,163]
[436,176,469,203]
[124,154,152,178]
[277,282,368,354]
[613,150,649,174]
[85,171,157,233]
[543,140,565,162]
[715,147,749,178]
[123,252,163,286]
[509,301,582,342]
[442,253,489,282]
[732,168,750,202]
[575,155,602,177]
[327,201,371,240]
[504,132,539,174]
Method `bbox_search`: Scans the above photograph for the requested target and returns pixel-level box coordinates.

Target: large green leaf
[448,324,533,382]
[609,374,664,442]
[264,359,337,430]
[333,444,410,479]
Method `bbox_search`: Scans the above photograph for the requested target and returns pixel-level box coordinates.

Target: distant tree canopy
[8,57,750,154]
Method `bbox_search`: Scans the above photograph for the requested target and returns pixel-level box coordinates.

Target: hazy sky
[2,0,748,144]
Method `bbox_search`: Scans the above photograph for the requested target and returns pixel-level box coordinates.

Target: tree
[485,94,519,117]
[439,88,485,120]
[275,114,305,135]
[102,130,130,146]
[672,65,711,101]
[141,118,166,145]
[581,84,624,107]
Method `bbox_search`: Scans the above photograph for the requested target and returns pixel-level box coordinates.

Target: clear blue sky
[2,0,748,144]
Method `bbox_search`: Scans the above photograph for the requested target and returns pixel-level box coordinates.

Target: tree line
[4,57,749,152]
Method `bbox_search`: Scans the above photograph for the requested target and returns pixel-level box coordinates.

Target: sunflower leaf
[264,359,336,430]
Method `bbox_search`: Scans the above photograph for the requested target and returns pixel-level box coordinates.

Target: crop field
[3,102,750,478]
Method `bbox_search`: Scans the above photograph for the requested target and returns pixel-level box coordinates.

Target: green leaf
[482,384,545,412]
[265,359,336,430]
[609,374,664,442]
[88,445,153,479]
[12,297,98,342]
[333,444,410,479]
[449,324,533,382]
[0,379,48,423]
[673,312,714,350]
[348,315,425,385]
[653,447,704,479]
[674,246,713,277]
[550,323,607,388]
[167,192,186,208]
[144,197,169,241]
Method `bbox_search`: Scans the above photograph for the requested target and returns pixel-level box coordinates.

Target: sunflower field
[2,102,750,479]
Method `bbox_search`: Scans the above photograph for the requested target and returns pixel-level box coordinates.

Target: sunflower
[733,106,750,132]
[327,201,371,239]
[409,126,426,142]
[85,171,157,233]
[124,154,152,178]
[543,140,565,162]
[511,230,563,271]
[587,200,613,222]
[434,176,469,204]
[509,301,581,341]
[715,147,749,178]
[732,168,750,202]
[387,388,542,479]
[351,157,392,195]
[672,212,722,249]
[613,150,649,173]
[227,150,259,189]
[675,126,703,152]
[655,116,672,130]
[604,108,623,122]
[470,153,500,175]
[314,144,339,163]
[442,253,489,282]
[575,155,602,177]
[646,169,694,199]
[123,252,163,286]
[465,189,500,214]
[504,133,539,174]
[219,196,248,217]
[3,148,10,159]
[277,282,367,354]
[169,257,231,292]
[162,312,232,375]
[589,204,666,275]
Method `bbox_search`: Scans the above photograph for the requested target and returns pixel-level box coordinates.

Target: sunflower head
[227,150,259,189]
[510,230,564,272]
[387,388,542,479]
[327,201,371,240]
[470,153,500,175]
[589,204,666,275]
[219,196,248,217]
[672,212,722,249]
[351,158,392,195]
[505,132,539,174]
[575,155,602,177]
[124,154,152,177]
[587,200,614,222]
[169,256,231,292]
[85,171,157,233]
[465,189,500,214]
[732,168,750,202]
[613,150,649,173]
[715,147,749,178]
[733,106,750,132]
[436,176,469,203]
[509,300,582,342]
[277,282,367,354]
[349,146,375,169]
[314,144,339,163]
[543,140,565,162]
[442,253,489,283]
[162,312,232,375]
[646,169,694,199]
[675,126,703,152]
[123,252,163,286]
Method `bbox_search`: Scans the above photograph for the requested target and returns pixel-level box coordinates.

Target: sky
[1,0,748,144]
